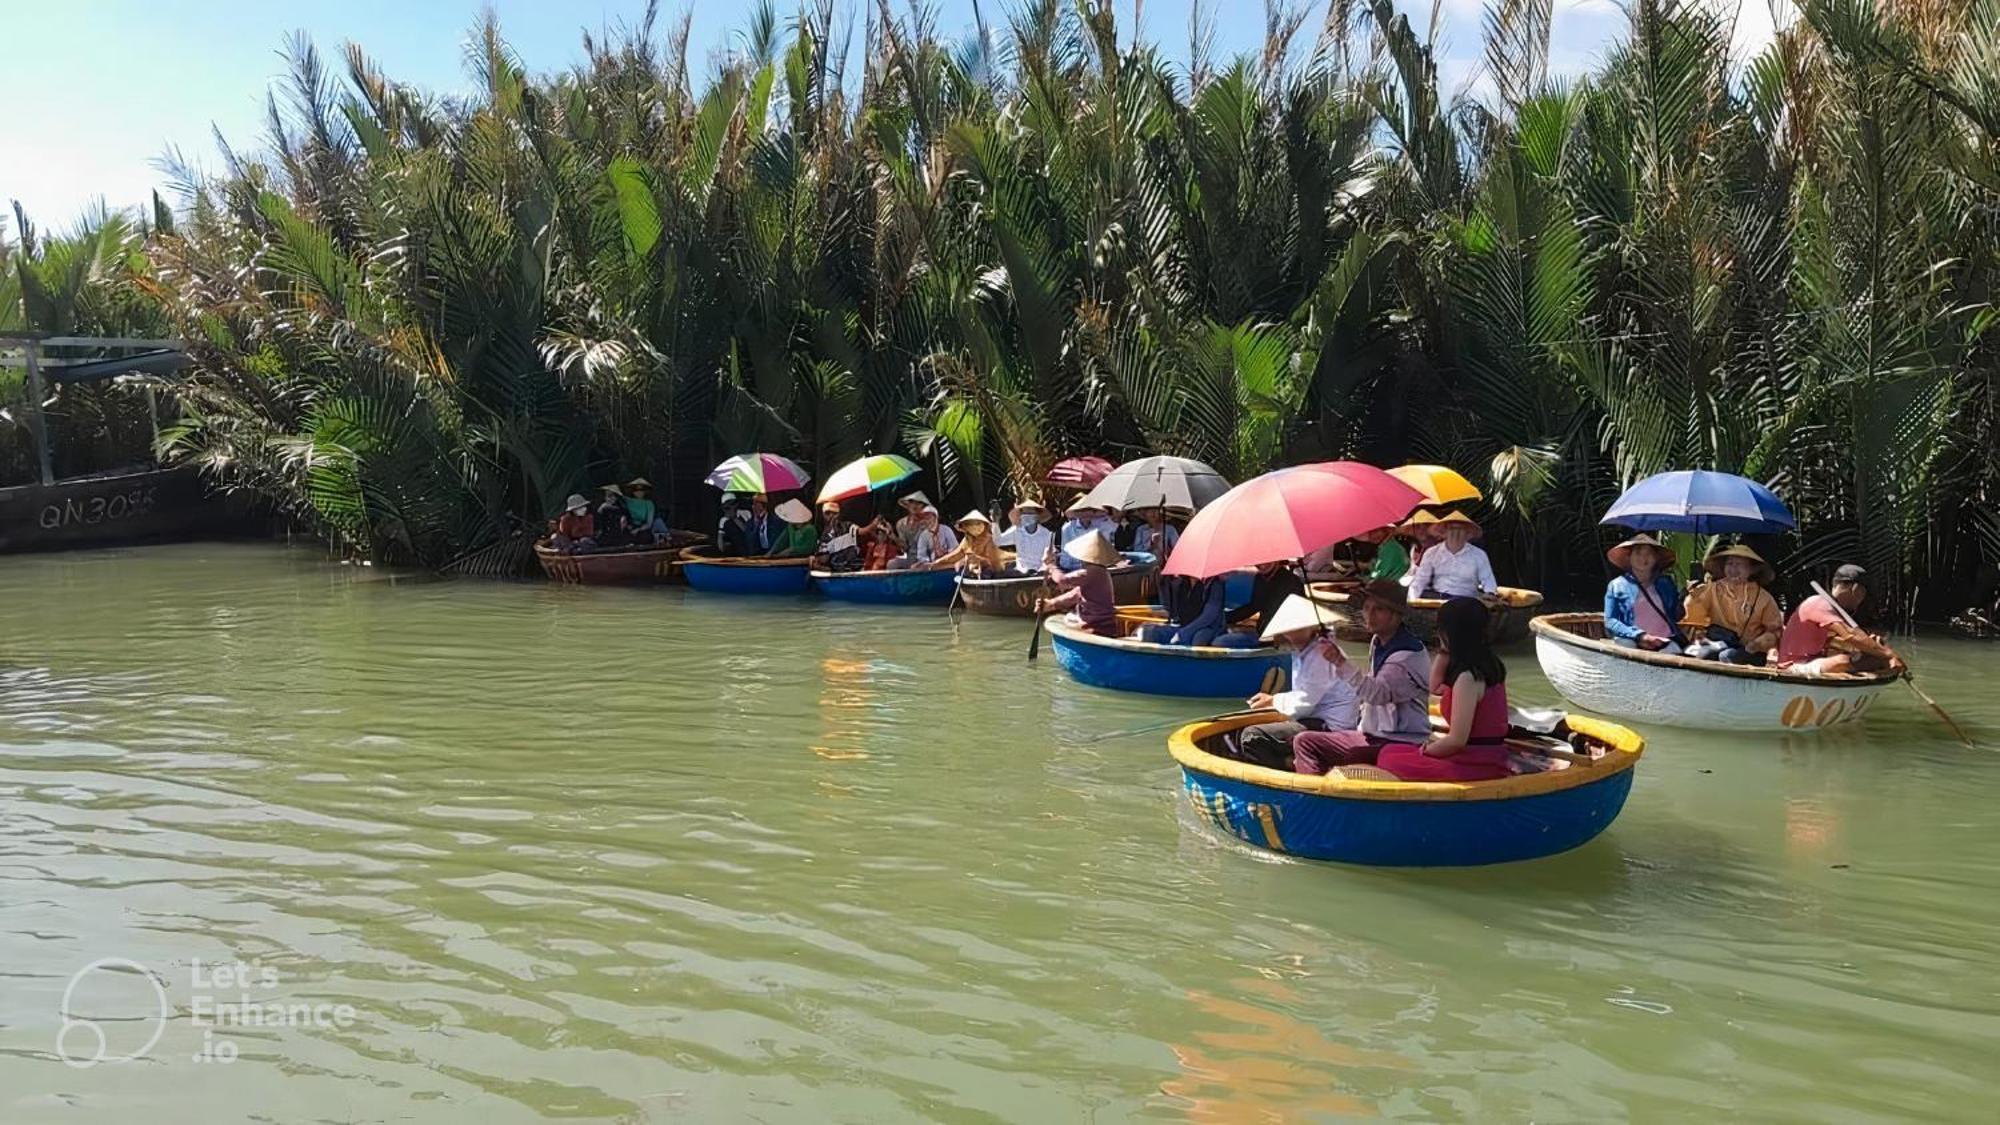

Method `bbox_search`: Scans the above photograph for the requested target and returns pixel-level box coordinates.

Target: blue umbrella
[1600,471,1796,534]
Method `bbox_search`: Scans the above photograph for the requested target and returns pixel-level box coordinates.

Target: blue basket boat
[812,567,961,605]
[1169,711,1644,867]
[1046,610,1289,698]
[678,548,814,595]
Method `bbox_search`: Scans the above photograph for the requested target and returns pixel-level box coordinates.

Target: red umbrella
[1043,456,1116,490]
[1163,462,1426,579]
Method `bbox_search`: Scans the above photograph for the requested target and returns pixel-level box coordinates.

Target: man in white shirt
[1406,511,1498,599]
[1227,595,1361,769]
[995,498,1054,573]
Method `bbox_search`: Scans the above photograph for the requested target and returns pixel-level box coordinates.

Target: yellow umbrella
[1387,464,1483,505]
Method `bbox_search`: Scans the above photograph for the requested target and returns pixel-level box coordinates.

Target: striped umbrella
[706,453,810,494]
[816,454,922,503]
[1043,456,1116,490]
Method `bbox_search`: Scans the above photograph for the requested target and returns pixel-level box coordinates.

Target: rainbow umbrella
[1387,463,1483,506]
[816,454,922,503]
[1163,463,1426,579]
[706,453,810,494]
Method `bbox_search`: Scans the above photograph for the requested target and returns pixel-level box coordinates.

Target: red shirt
[557,511,594,539]
[1776,595,1842,665]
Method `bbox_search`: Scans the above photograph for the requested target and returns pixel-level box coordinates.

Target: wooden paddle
[1810,580,1975,749]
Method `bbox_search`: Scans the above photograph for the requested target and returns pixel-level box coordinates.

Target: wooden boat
[1171,709,1644,866]
[1531,612,1902,731]
[811,566,960,605]
[1046,607,1288,698]
[956,552,1159,617]
[533,532,704,586]
[678,547,813,595]
[1309,583,1545,643]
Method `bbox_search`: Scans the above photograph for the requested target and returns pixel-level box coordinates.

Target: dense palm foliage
[13,0,1999,613]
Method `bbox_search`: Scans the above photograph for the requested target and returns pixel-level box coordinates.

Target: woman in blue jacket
[1604,534,1687,653]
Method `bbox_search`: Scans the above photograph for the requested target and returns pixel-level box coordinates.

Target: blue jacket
[1604,573,1686,642]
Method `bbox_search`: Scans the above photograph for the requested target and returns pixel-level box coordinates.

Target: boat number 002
[1780,692,1874,729]
[1185,782,1288,853]
[39,487,159,531]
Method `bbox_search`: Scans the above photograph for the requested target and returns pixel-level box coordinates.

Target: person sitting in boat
[1364,525,1409,583]
[1405,511,1497,599]
[739,493,783,554]
[717,494,752,556]
[887,505,957,569]
[1139,575,1229,647]
[1682,544,1783,665]
[549,493,596,554]
[1290,581,1434,773]
[1107,506,1139,552]
[1603,533,1686,653]
[1227,595,1360,770]
[767,499,818,557]
[1372,598,1514,782]
[1035,531,1121,636]
[1222,560,1306,644]
[1775,564,1900,675]
[859,521,901,571]
[1058,502,1112,568]
[929,511,1005,574]
[623,478,666,544]
[995,498,1054,574]
[595,484,635,549]
[812,501,864,573]
[1131,507,1179,558]
[893,491,933,552]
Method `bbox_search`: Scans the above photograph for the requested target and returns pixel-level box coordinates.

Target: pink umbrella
[1163,462,1426,579]
[1043,456,1116,490]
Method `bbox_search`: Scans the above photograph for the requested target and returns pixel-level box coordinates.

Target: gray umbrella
[1077,456,1233,513]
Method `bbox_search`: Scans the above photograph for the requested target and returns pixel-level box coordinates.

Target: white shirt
[1133,523,1178,558]
[1408,542,1497,598]
[996,523,1053,572]
[1271,640,1361,728]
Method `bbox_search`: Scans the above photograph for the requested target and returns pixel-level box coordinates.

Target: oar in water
[945,569,964,619]
[1081,666,1283,743]
[1809,580,1975,749]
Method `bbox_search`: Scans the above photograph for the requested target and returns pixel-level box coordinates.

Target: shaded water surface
[1,544,1996,1121]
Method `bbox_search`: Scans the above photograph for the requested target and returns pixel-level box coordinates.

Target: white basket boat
[1531,613,1902,732]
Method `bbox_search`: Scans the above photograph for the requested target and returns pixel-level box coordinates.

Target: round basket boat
[1531,612,1903,731]
[957,553,1159,617]
[533,533,703,586]
[811,567,961,605]
[679,547,813,595]
[1309,584,1544,643]
[1046,607,1288,698]
[1171,710,1645,866]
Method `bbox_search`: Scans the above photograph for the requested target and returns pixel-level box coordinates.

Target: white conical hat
[1260,594,1340,642]
[1067,531,1122,566]
[775,499,813,524]
[955,509,991,529]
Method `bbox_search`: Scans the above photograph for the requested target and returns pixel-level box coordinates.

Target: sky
[0,0,1788,229]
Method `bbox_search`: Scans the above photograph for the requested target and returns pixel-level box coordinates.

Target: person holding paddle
[1777,564,1900,675]
[1603,533,1686,653]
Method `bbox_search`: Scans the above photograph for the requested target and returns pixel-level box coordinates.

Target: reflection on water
[0,543,1996,1121]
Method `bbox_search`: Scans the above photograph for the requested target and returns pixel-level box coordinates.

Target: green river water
[1,543,1996,1122]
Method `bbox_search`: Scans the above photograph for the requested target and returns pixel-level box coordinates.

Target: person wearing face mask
[1059,502,1110,569]
[996,498,1054,574]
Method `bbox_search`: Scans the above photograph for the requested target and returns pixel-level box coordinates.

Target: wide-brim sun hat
[601,483,625,497]
[899,491,932,510]
[1260,593,1343,642]
[955,509,992,530]
[1068,531,1122,567]
[1064,499,1106,517]
[1434,510,1481,538]
[1011,496,1049,516]
[1358,579,1409,612]
[1607,532,1676,572]
[775,499,813,524]
[564,493,589,514]
[1703,543,1774,585]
